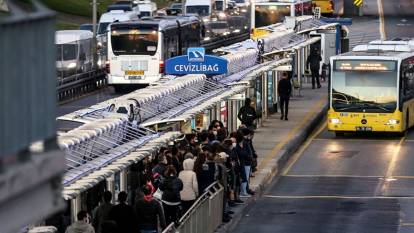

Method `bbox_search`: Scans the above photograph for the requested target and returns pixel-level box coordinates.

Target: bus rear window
[110,25,158,56]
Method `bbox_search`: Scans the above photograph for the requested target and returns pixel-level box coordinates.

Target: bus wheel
[335,132,344,137]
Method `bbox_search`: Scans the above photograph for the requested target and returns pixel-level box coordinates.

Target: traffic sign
[165,47,228,75]
[354,0,363,7]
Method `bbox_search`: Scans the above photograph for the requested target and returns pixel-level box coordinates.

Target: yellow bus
[328,39,414,136]
[312,0,334,15]
[251,0,313,38]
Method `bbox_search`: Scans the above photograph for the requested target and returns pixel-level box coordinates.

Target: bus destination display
[334,60,396,71]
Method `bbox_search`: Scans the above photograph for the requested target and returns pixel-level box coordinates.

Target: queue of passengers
[65,119,258,233]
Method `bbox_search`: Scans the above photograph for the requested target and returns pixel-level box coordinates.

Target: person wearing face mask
[223,139,244,205]
[196,145,222,195]
[235,130,253,197]
[159,165,183,225]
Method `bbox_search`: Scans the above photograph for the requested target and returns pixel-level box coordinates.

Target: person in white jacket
[178,158,199,213]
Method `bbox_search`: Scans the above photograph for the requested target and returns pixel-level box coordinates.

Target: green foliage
[56,22,79,30]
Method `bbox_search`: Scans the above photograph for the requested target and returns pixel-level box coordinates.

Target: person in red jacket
[134,185,166,233]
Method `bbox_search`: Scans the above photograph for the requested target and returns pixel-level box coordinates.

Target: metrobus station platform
[218,81,328,232]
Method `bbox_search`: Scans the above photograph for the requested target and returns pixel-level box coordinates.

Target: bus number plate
[128,76,142,80]
[355,126,372,131]
[125,70,144,75]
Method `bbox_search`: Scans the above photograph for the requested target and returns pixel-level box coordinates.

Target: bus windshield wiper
[359,102,390,111]
[335,105,363,111]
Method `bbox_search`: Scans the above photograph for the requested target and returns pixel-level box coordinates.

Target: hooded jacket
[65,221,95,233]
[178,159,199,201]
[159,175,183,204]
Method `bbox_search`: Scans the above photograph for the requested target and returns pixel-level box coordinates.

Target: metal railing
[162,182,224,233]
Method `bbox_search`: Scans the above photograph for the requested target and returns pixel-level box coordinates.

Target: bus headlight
[386,119,400,125]
[330,118,341,124]
[67,62,77,69]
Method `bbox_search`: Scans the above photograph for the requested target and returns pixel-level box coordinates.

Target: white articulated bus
[106,16,202,90]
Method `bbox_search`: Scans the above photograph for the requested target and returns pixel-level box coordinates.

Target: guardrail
[162,182,224,233]
[202,32,250,52]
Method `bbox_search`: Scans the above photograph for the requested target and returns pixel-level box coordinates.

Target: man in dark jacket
[307,48,323,89]
[197,145,222,194]
[238,98,257,128]
[135,185,166,233]
[93,191,113,233]
[108,191,136,233]
[159,165,183,224]
[278,72,292,121]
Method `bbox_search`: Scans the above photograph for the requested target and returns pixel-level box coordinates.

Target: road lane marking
[282,122,326,176]
[393,176,414,179]
[375,136,406,196]
[377,0,387,40]
[264,195,414,199]
[257,97,327,171]
[384,137,405,178]
[283,174,383,178]
[401,223,414,226]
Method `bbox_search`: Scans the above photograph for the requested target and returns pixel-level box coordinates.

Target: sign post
[165,47,228,75]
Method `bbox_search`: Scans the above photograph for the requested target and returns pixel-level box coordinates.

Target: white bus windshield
[186,6,210,16]
[255,5,291,28]
[331,60,398,113]
[98,22,110,35]
[110,25,158,56]
[57,44,77,61]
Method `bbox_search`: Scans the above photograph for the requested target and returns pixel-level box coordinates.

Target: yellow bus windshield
[331,60,398,113]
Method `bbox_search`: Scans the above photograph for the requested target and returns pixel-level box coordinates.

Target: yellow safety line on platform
[283,174,383,178]
[264,195,414,199]
[282,122,325,176]
[257,97,326,171]
[313,138,400,142]
[377,0,387,40]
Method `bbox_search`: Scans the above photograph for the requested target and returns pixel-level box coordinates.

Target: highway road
[229,1,414,233]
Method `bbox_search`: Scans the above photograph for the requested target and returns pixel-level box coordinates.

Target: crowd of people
[65,115,259,233]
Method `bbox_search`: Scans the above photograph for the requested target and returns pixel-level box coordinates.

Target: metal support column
[71,197,81,223]
[273,70,278,113]
[106,176,115,202]
[120,170,127,192]
[263,73,268,119]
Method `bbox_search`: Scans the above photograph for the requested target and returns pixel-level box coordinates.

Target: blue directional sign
[165,47,228,75]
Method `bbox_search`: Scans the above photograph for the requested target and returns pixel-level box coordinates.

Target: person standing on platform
[238,98,257,129]
[135,184,166,233]
[65,211,95,233]
[93,191,113,233]
[306,48,322,89]
[178,158,199,214]
[108,191,136,233]
[278,72,292,121]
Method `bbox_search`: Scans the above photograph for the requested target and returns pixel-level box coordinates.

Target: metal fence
[163,182,224,233]
[56,35,107,102]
